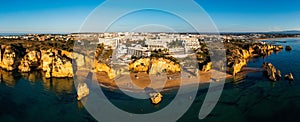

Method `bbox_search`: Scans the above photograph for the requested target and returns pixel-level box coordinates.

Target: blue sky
[0,0,300,33]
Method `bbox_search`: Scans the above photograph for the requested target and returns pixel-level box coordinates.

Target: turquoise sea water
[1,38,300,122]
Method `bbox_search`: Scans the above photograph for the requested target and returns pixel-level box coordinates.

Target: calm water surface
[1,38,300,122]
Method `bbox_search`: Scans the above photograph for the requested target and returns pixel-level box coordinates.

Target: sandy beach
[75,67,262,92]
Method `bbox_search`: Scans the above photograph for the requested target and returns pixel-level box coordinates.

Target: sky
[0,0,300,33]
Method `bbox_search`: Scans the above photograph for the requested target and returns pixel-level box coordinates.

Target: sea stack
[286,46,292,51]
[77,82,90,100]
[262,62,278,81]
[144,87,163,105]
[285,73,294,81]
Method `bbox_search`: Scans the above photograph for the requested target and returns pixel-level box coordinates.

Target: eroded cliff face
[0,45,20,71]
[226,43,283,75]
[128,58,150,72]
[43,50,73,78]
[18,50,41,72]
[227,49,250,76]
[129,58,181,75]
[149,58,181,75]
[201,62,212,72]
[0,45,74,78]
[94,62,115,79]
[0,42,284,79]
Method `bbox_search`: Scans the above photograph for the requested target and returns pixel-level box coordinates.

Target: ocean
[1,38,300,122]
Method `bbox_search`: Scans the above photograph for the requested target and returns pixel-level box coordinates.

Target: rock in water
[44,50,73,78]
[285,46,292,51]
[144,87,163,105]
[276,69,282,79]
[149,92,163,105]
[262,62,278,81]
[285,73,294,81]
[77,82,89,100]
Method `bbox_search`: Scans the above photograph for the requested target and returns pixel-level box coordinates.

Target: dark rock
[285,46,292,51]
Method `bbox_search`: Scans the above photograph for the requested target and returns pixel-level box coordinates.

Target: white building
[98,37,121,49]
[127,45,150,58]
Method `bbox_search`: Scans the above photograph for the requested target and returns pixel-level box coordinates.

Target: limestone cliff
[129,58,181,75]
[44,50,73,78]
[201,62,212,72]
[0,45,20,71]
[94,62,115,79]
[128,58,150,72]
[227,48,249,75]
[18,50,41,72]
[226,43,283,75]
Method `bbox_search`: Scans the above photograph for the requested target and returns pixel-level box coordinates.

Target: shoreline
[254,37,300,41]
[76,67,263,93]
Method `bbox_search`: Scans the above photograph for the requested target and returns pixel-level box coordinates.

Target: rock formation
[39,49,73,78]
[0,45,20,71]
[129,58,181,75]
[94,62,115,79]
[285,73,294,81]
[77,82,90,100]
[262,62,279,81]
[201,62,212,72]
[226,43,283,76]
[145,87,163,105]
[277,69,282,79]
[128,58,150,72]
[149,92,163,105]
[149,58,181,75]
[286,46,292,51]
[227,49,249,75]
[44,52,73,78]
[18,50,41,72]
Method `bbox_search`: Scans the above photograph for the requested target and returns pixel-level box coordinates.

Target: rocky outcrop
[149,58,181,75]
[18,50,41,72]
[227,49,249,75]
[94,62,115,79]
[145,87,163,105]
[202,62,212,72]
[232,58,247,76]
[41,49,55,72]
[128,58,150,72]
[262,62,280,81]
[129,58,181,75]
[285,46,292,51]
[77,82,89,100]
[45,52,73,78]
[226,43,283,76]
[149,92,163,105]
[0,45,20,71]
[277,69,282,78]
[285,73,294,81]
[274,45,283,51]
